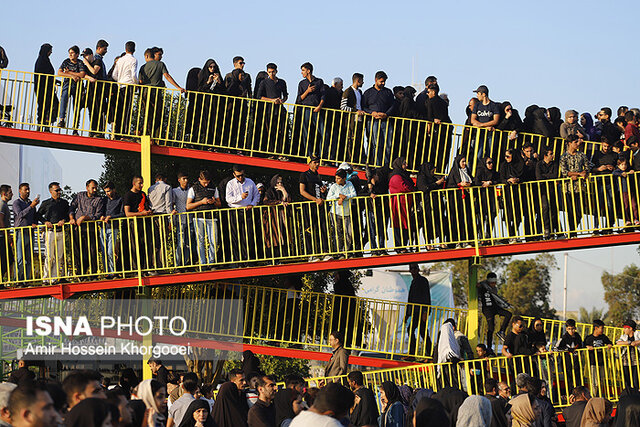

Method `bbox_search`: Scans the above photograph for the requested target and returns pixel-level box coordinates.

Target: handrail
[0,68,604,176]
[2,174,639,290]
[307,344,638,411]
[0,280,625,361]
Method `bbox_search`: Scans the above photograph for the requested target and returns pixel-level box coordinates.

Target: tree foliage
[602,264,640,325]
[499,253,557,319]
[578,306,609,324]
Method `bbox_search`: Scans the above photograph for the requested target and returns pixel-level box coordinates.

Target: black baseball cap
[473,85,489,95]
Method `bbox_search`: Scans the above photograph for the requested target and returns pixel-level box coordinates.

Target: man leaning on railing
[37,182,69,285]
[616,319,640,390]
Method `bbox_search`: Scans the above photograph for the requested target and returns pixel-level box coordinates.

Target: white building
[0,142,62,201]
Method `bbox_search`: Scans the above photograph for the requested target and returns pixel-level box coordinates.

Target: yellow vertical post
[141,135,152,192]
[467,257,480,349]
[139,136,153,380]
[139,287,154,380]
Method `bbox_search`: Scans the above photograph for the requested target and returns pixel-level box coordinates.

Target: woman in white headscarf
[138,379,168,427]
[436,320,462,388]
[455,395,492,427]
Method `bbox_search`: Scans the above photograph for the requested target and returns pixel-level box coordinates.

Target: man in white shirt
[172,172,194,267]
[225,165,260,262]
[166,373,199,427]
[111,41,137,139]
[326,169,357,257]
[289,383,353,427]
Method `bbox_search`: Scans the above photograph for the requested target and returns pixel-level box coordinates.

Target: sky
[1,0,639,313]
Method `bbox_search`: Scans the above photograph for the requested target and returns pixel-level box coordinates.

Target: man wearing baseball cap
[470,85,501,162]
[617,319,640,389]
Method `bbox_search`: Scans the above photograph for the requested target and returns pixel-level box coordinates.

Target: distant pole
[563,253,568,320]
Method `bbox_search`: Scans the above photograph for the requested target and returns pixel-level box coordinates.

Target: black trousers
[483,306,512,348]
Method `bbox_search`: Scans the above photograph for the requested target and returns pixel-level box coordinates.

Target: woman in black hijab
[211,381,248,427]
[433,387,468,427]
[380,381,406,427]
[65,398,112,427]
[531,107,555,138]
[33,43,58,130]
[522,104,539,134]
[500,148,525,241]
[188,59,225,144]
[547,106,563,138]
[474,156,499,242]
[224,68,248,144]
[241,350,262,378]
[178,399,215,427]
[446,154,474,246]
[413,397,448,427]
[262,173,293,258]
[416,162,446,245]
[615,389,640,427]
[273,387,298,427]
[495,101,523,157]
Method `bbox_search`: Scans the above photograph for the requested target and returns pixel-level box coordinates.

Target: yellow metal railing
[307,344,638,411]
[0,69,604,175]
[0,275,625,362]
[2,174,639,287]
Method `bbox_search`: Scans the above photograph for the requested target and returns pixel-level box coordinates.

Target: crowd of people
[2,344,640,427]
[4,132,640,286]
[2,41,640,173]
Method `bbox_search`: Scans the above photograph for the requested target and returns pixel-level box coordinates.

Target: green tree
[499,253,557,318]
[578,306,609,324]
[225,353,310,380]
[602,264,640,325]
[432,256,512,308]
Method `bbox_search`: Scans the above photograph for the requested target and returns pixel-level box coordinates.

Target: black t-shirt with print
[299,170,325,200]
[584,333,613,366]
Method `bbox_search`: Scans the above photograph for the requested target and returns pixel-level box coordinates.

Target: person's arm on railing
[124,205,150,217]
[164,71,185,93]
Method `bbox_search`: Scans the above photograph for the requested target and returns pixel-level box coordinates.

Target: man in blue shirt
[295,62,325,157]
[362,71,395,167]
[13,183,39,282]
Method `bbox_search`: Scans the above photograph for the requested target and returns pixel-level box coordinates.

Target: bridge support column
[467,257,481,349]
[141,135,151,192]
[138,287,154,380]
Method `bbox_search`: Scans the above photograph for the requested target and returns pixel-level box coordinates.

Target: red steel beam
[1,232,640,301]
[0,127,363,179]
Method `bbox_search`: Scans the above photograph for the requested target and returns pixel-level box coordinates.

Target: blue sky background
[2,0,639,313]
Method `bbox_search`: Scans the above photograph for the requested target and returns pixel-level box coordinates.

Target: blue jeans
[368,204,388,250]
[301,109,325,156]
[14,228,33,281]
[366,119,393,166]
[100,224,119,273]
[59,82,80,127]
[174,216,196,267]
[193,217,217,265]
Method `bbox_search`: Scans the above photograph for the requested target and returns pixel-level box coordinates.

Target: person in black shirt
[561,386,590,427]
[347,371,379,427]
[404,263,432,360]
[101,181,125,275]
[147,359,169,385]
[555,319,583,395]
[123,175,155,274]
[590,138,617,234]
[478,272,512,349]
[425,83,452,169]
[366,166,389,254]
[37,181,70,284]
[57,45,86,132]
[256,63,289,159]
[299,155,330,261]
[484,378,508,427]
[323,78,344,161]
[414,75,437,120]
[294,62,325,157]
[80,47,106,137]
[362,71,395,167]
[247,375,277,427]
[535,148,559,239]
[583,319,613,396]
[502,316,532,358]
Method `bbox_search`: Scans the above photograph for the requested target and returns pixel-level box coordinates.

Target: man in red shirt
[625,111,640,143]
